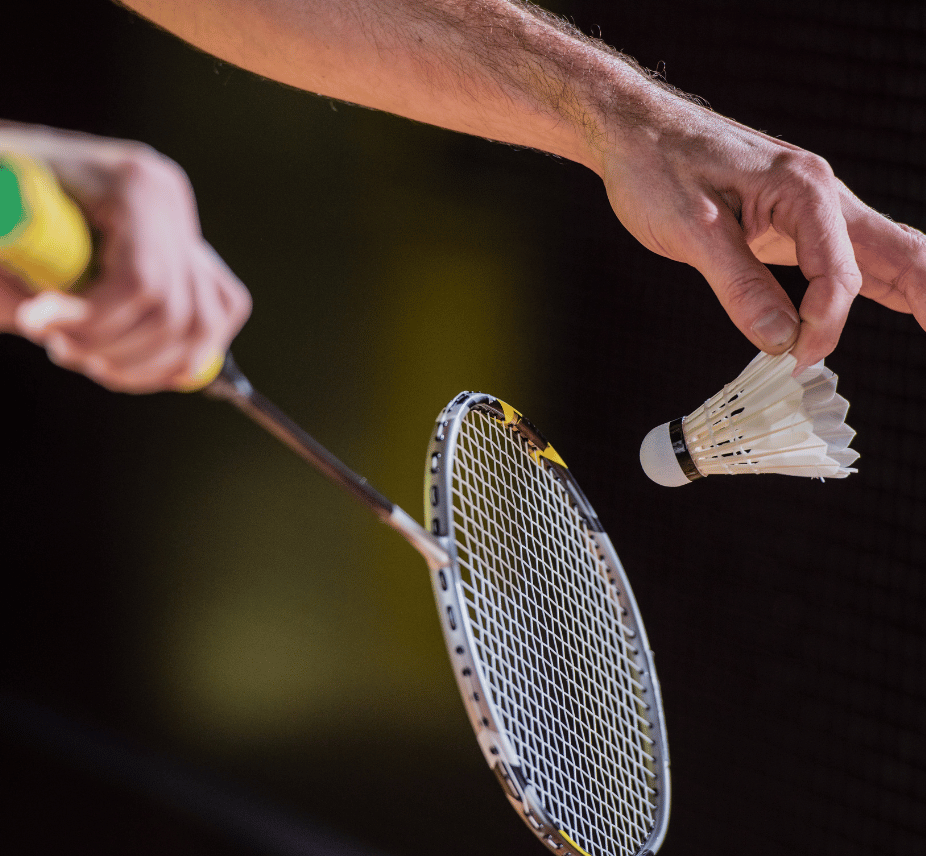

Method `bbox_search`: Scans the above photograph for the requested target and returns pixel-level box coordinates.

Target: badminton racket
[0,153,671,856]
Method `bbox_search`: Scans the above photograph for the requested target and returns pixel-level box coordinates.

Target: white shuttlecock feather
[640,351,859,487]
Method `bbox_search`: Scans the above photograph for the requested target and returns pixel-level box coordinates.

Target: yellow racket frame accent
[558,831,593,856]
[0,154,93,293]
[498,399,568,468]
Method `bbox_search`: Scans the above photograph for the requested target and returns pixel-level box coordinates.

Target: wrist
[504,20,688,179]
[469,7,673,175]
[566,57,675,176]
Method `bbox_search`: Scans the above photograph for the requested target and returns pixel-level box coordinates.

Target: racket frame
[424,392,671,856]
[210,363,670,856]
[3,152,670,855]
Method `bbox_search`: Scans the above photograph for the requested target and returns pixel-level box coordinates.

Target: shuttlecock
[640,351,859,487]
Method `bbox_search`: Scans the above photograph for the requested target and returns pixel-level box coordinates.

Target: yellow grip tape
[0,154,93,292]
[175,353,225,391]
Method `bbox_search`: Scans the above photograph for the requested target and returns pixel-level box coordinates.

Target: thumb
[690,217,800,354]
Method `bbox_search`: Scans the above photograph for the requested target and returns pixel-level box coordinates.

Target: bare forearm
[113,0,926,369]
[120,0,661,173]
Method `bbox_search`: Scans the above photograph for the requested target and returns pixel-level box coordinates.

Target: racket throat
[388,506,450,571]
[206,355,449,571]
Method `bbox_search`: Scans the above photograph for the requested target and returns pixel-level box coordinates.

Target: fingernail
[752,309,799,349]
[18,301,53,333]
[18,293,89,332]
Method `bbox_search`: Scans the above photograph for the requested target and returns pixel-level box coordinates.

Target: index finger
[774,173,862,371]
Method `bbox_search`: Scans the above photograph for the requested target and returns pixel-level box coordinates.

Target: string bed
[449,408,658,856]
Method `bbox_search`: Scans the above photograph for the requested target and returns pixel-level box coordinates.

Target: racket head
[425,392,670,856]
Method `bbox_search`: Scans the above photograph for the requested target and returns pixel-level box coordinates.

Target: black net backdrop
[1,2,925,856]
[549,2,926,855]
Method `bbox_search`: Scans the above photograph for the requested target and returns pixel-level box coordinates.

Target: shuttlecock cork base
[640,351,859,487]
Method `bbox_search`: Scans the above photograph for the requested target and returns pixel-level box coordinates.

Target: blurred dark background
[1,1,924,855]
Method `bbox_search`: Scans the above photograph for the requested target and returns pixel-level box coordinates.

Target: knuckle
[895,222,926,258]
[775,149,835,184]
[767,151,839,212]
[145,292,192,338]
[721,271,773,314]
[888,225,926,296]
[114,143,161,187]
[117,255,177,312]
[116,143,192,198]
[837,267,863,298]
[798,151,835,183]
[47,349,81,372]
[231,283,253,321]
[99,372,145,394]
[807,258,863,301]
[685,195,733,235]
[155,309,185,339]
[810,328,842,357]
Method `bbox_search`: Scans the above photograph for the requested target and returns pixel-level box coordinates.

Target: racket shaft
[209,355,449,571]
[0,155,449,569]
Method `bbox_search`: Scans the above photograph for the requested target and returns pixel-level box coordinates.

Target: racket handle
[0,152,222,389]
[0,154,93,292]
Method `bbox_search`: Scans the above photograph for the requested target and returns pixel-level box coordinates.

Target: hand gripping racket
[0,154,671,856]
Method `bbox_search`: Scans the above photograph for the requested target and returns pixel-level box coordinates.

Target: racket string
[455,511,658,845]
[454,482,655,850]
[451,508,648,690]
[449,411,660,854]
[453,419,649,705]
[459,575,657,762]
[470,638,659,813]
[455,563,651,721]
[453,418,649,691]
[452,436,641,653]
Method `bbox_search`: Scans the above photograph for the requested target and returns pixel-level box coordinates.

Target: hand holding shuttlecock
[640,351,859,486]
